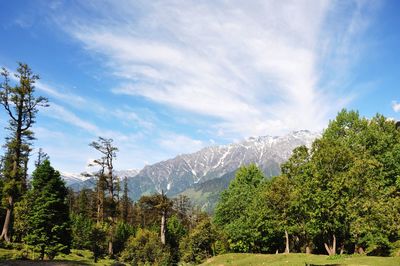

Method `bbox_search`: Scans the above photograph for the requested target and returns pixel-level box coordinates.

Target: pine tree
[120,177,130,223]
[24,160,71,260]
[0,63,48,242]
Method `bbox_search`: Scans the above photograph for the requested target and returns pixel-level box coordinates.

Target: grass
[0,248,120,265]
[200,253,400,266]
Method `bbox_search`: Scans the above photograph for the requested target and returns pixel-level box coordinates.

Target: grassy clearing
[0,248,119,265]
[200,253,400,266]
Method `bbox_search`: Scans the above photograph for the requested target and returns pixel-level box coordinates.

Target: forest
[0,63,399,265]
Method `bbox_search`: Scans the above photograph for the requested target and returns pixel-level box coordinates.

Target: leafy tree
[24,160,71,260]
[214,164,265,252]
[166,214,187,263]
[138,193,173,234]
[13,195,31,242]
[0,63,48,242]
[121,228,171,266]
[179,217,216,264]
[283,110,400,255]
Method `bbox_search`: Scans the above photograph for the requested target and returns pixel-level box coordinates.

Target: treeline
[68,184,220,264]
[0,63,222,264]
[67,136,223,264]
[214,110,400,256]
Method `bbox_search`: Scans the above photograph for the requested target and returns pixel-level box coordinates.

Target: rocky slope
[127,130,319,200]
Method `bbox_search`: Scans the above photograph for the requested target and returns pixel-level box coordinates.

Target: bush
[121,228,171,266]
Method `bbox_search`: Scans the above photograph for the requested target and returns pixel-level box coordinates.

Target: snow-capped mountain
[68,169,140,191]
[60,172,88,186]
[114,169,140,179]
[67,130,319,204]
[127,130,320,199]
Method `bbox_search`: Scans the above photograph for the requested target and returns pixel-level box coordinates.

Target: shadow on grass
[0,260,91,266]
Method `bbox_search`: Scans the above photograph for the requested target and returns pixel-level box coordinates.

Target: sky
[0,0,399,174]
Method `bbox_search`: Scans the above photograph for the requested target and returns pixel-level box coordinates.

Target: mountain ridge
[65,130,320,208]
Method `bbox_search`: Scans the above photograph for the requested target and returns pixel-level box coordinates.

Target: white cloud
[392,101,400,113]
[36,81,87,107]
[158,133,205,155]
[112,108,155,130]
[53,0,376,138]
[45,103,99,133]
[4,67,89,109]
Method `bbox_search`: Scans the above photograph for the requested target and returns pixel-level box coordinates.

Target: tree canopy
[214,110,400,256]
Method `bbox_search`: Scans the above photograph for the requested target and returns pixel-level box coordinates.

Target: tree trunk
[306,246,311,254]
[0,196,13,242]
[324,234,336,256]
[354,245,364,254]
[108,240,113,256]
[284,230,290,254]
[161,210,166,245]
[1,107,23,242]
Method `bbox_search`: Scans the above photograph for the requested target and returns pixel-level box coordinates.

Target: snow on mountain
[68,169,140,191]
[114,169,140,179]
[128,130,320,199]
[60,172,89,186]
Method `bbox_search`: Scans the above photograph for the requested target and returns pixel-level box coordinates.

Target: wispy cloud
[4,67,88,108]
[158,132,205,155]
[392,101,400,113]
[51,0,376,138]
[36,81,87,107]
[45,103,99,133]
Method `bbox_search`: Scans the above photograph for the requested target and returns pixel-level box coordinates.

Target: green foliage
[166,214,187,263]
[0,64,49,242]
[213,109,400,256]
[12,196,31,242]
[180,217,216,264]
[23,160,71,260]
[71,213,94,250]
[121,228,171,266]
[113,221,135,254]
[89,224,107,263]
[214,164,265,252]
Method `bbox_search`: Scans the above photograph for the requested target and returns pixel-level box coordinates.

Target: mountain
[66,130,319,210]
[68,169,140,191]
[127,130,319,201]
[60,172,88,187]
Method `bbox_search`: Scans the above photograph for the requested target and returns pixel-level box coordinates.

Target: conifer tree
[120,176,130,223]
[0,63,48,242]
[24,160,71,260]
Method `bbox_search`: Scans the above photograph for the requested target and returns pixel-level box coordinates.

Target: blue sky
[0,0,399,174]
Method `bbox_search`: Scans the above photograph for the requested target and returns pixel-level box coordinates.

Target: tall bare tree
[89,137,118,256]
